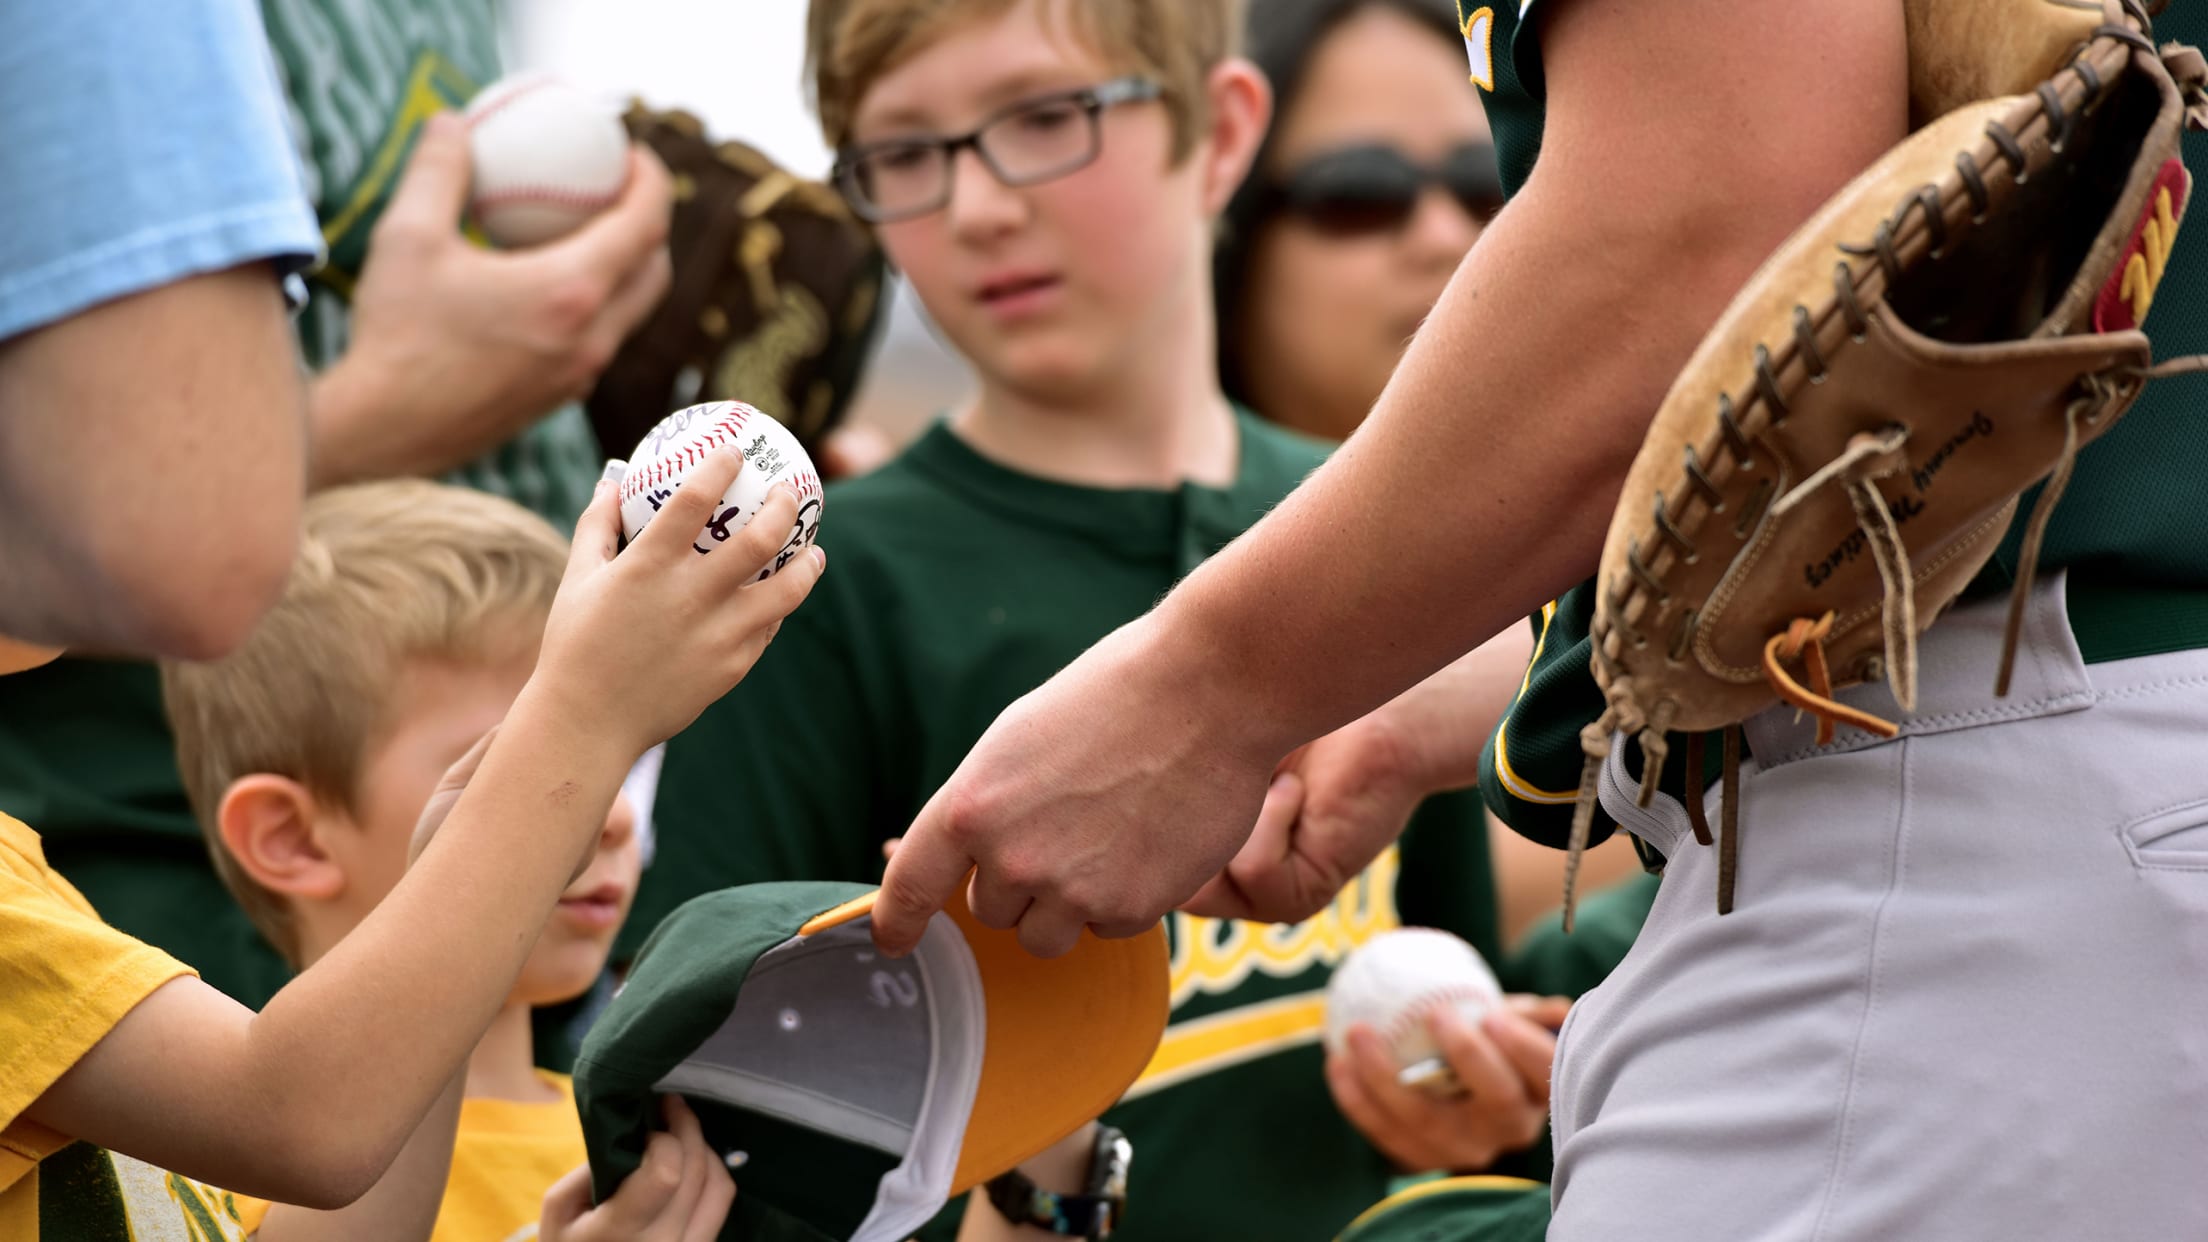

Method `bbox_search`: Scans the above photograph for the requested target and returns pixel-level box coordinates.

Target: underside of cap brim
[802,891,1171,1192]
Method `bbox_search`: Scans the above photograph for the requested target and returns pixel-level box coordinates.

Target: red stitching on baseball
[1377,984,1497,1049]
[472,186,624,213]
[464,76,553,131]
[619,405,762,504]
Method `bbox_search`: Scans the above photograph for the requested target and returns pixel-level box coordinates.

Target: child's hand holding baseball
[531,455,825,765]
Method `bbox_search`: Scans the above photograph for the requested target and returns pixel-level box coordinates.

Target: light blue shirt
[0,0,323,341]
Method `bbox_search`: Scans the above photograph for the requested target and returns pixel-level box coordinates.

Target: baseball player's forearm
[1149,0,1909,762]
[1151,193,1736,758]
[0,264,306,658]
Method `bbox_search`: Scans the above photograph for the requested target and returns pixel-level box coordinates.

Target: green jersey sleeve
[1477,585,1615,850]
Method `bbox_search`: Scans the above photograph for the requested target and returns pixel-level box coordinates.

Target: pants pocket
[2121,796,2208,873]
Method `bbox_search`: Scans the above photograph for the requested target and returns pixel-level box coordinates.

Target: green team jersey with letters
[1465,0,2208,849]
[0,0,601,1007]
[636,413,1513,1242]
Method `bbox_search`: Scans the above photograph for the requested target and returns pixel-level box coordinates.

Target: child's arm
[22,460,821,1208]
[251,1071,464,1241]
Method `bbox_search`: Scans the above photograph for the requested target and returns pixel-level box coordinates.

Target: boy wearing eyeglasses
[626,1,1564,1238]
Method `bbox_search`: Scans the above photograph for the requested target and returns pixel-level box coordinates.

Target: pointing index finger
[873,790,977,956]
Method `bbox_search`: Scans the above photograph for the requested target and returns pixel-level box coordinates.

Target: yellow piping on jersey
[315,53,481,297]
[1123,991,1328,1100]
[1460,5,1496,91]
[1492,600,1582,804]
[1336,1175,1547,1237]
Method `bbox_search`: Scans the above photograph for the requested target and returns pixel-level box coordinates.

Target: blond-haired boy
[632,2,1552,1238]
[4,458,807,1238]
[162,478,715,1240]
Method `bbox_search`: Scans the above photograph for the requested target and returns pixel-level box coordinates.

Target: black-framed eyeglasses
[1265,142,1504,237]
[833,76,1164,224]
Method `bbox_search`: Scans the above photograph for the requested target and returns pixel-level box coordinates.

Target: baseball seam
[1376,984,1498,1049]
[464,77,551,132]
[620,407,757,501]
[472,185,625,214]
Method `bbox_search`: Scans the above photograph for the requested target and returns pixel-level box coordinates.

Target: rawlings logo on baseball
[619,401,825,579]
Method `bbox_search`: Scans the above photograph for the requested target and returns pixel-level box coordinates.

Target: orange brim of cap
[800,887,1169,1191]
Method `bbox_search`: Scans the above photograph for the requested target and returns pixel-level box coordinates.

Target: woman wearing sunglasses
[1217,0,1502,443]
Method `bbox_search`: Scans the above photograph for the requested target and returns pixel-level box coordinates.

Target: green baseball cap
[575,881,1169,1241]
[1335,1176,1551,1242]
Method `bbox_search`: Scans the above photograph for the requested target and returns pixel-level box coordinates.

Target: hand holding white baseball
[1324,927,1505,1097]
[618,402,825,579]
[465,74,632,247]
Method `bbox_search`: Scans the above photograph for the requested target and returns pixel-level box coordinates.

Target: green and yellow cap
[576,881,1169,1241]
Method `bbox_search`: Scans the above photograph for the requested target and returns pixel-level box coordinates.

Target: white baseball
[1324,927,1504,1096]
[464,74,630,247]
[618,402,824,580]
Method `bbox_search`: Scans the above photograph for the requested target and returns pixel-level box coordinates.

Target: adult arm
[307,113,673,491]
[0,265,306,657]
[878,0,1910,956]
[0,0,320,658]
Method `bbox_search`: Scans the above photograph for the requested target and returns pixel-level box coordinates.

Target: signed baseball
[618,402,824,579]
[464,74,630,247]
[1324,927,1504,1096]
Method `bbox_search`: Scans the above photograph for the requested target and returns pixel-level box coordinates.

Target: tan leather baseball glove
[1565,0,2208,923]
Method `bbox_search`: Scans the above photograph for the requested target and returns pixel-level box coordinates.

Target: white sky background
[508,0,973,442]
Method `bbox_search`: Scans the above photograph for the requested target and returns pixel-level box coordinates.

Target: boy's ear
[218,774,345,901]
[1196,57,1274,218]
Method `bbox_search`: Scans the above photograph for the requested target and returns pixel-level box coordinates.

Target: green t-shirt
[635,414,1510,1242]
[0,0,601,1007]
[1464,0,2208,848]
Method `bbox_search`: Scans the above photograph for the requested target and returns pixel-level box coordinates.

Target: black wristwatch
[983,1123,1132,1240]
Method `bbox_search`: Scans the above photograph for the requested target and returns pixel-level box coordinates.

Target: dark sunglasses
[1265,142,1504,236]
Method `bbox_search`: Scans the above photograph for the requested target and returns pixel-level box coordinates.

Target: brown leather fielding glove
[586,103,888,469]
[1565,0,2208,921]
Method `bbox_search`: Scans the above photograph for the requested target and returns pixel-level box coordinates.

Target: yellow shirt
[434,1072,588,1242]
[234,1070,587,1242]
[0,812,253,1239]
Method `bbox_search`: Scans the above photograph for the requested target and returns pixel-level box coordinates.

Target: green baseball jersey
[1334,1175,1550,1242]
[637,414,1511,1242]
[0,0,600,1008]
[1463,0,2208,849]
[1503,873,1658,1002]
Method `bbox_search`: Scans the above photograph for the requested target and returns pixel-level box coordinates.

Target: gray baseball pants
[1549,573,2208,1240]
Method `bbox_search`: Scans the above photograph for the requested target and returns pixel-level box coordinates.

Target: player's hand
[531,464,824,762]
[1185,631,1535,924]
[875,618,1282,959]
[540,1096,735,1242]
[1327,996,1568,1174]
[1181,713,1425,925]
[310,109,675,488]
